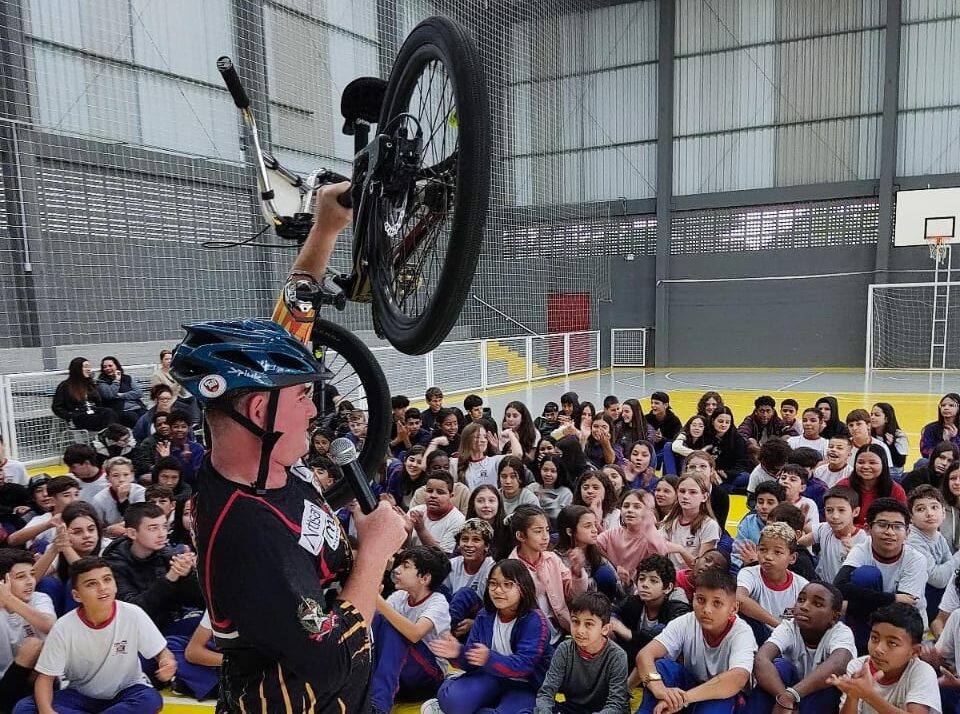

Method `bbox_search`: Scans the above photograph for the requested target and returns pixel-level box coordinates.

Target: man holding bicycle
[171,184,407,713]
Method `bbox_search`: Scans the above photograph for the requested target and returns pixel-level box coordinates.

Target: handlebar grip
[216,56,250,109]
[336,190,353,209]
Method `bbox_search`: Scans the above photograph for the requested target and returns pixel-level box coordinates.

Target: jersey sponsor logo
[299,500,339,555]
[298,597,337,641]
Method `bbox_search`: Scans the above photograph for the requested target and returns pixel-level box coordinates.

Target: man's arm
[271,182,352,343]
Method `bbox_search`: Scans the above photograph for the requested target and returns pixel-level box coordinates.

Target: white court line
[663,372,728,390]
[777,371,824,391]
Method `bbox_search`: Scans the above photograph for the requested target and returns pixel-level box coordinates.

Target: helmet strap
[220,390,283,495]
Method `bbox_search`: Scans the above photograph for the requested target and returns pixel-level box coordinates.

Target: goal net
[867,282,960,370]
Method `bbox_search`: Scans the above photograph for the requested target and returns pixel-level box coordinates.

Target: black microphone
[324,438,379,515]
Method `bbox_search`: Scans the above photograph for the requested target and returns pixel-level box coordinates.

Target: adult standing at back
[171,183,407,714]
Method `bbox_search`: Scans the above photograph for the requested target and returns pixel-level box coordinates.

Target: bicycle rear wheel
[310,318,390,476]
[369,15,490,355]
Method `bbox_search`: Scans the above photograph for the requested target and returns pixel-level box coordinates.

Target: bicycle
[216,15,489,474]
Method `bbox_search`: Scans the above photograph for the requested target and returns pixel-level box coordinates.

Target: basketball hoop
[924,216,955,265]
[926,235,952,264]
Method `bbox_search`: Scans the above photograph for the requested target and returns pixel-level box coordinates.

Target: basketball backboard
[894,187,960,246]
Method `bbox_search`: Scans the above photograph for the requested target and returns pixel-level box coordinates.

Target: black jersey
[195,460,371,713]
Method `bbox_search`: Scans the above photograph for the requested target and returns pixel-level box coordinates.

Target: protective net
[868,281,960,370]
[0,0,659,372]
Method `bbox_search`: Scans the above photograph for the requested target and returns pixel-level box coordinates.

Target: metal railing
[610,328,651,367]
[0,331,600,466]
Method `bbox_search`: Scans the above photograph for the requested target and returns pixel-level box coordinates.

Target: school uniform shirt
[812,524,869,582]
[385,590,450,647]
[653,612,757,687]
[0,459,28,487]
[444,556,495,596]
[746,465,777,494]
[787,435,829,459]
[525,484,573,524]
[791,495,820,532]
[35,601,166,700]
[736,566,808,621]
[813,463,852,489]
[660,517,722,571]
[91,484,146,526]
[937,608,960,669]
[408,504,466,554]
[0,591,55,676]
[841,540,929,625]
[906,527,960,590]
[77,474,109,503]
[842,655,941,714]
[845,438,893,469]
[939,577,960,616]
[501,488,539,518]
[450,455,505,491]
[767,619,856,679]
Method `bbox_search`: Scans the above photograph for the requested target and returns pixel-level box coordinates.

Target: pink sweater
[596,526,667,576]
[509,548,587,631]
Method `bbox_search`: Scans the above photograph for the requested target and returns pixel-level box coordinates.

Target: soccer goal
[867,281,960,370]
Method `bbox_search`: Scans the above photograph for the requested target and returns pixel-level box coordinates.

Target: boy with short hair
[611,554,691,680]
[746,438,792,503]
[91,457,146,538]
[737,523,809,644]
[0,549,56,711]
[845,409,893,468]
[905,484,960,621]
[165,410,203,487]
[778,464,820,533]
[535,402,560,440]
[463,394,484,422]
[733,481,785,567]
[63,445,108,504]
[636,568,757,714]
[738,395,784,451]
[779,399,801,437]
[346,410,367,449]
[150,456,191,499]
[421,387,444,433]
[747,582,856,714]
[407,470,465,554]
[739,503,818,582]
[787,408,829,458]
[535,591,630,714]
[603,395,621,423]
[8,476,82,550]
[371,546,451,714]
[835,498,929,653]
[799,485,868,582]
[13,557,176,714]
[393,408,433,458]
[444,518,495,638]
[828,603,941,714]
[814,436,854,488]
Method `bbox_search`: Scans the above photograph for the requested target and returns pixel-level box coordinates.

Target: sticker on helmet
[198,374,228,399]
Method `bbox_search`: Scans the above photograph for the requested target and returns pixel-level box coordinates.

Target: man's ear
[124,526,138,541]
[242,392,270,430]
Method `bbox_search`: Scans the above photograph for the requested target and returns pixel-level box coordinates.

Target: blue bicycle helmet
[171,319,324,404]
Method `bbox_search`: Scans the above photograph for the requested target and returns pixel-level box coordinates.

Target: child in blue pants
[422,559,553,714]
[370,546,451,714]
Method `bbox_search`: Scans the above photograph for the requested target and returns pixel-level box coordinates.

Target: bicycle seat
[341,77,387,129]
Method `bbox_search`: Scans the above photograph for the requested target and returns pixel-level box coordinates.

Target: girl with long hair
[837,443,907,527]
[51,357,117,431]
[658,472,721,570]
[870,402,909,480]
[501,401,540,464]
[920,393,960,458]
[526,454,573,528]
[556,505,618,601]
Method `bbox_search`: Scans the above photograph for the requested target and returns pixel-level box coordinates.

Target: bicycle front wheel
[311,318,390,476]
[369,15,490,355]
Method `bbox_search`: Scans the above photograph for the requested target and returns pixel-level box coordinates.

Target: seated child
[7,476,81,552]
[814,436,854,488]
[596,489,667,585]
[787,408,829,458]
[610,554,691,681]
[779,399,801,438]
[636,568,757,714]
[732,481,784,568]
[659,473,721,571]
[736,523,809,644]
[746,582,856,714]
[827,602,941,714]
[905,484,960,623]
[534,592,630,714]
[799,485,868,582]
[424,559,553,714]
[407,469,466,554]
[0,550,56,712]
[370,546,451,713]
[144,484,175,537]
[922,604,960,713]
[91,457,145,538]
[13,556,176,714]
[738,503,817,582]
[746,439,792,507]
[445,518,496,638]
[675,548,729,603]
[778,464,819,533]
[835,498,929,654]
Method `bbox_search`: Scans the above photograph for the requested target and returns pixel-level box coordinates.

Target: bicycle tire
[310,318,390,476]
[369,15,490,355]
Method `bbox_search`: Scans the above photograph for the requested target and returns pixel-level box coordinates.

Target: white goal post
[866,281,960,371]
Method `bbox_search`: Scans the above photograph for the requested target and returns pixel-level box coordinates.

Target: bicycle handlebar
[216,56,250,109]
